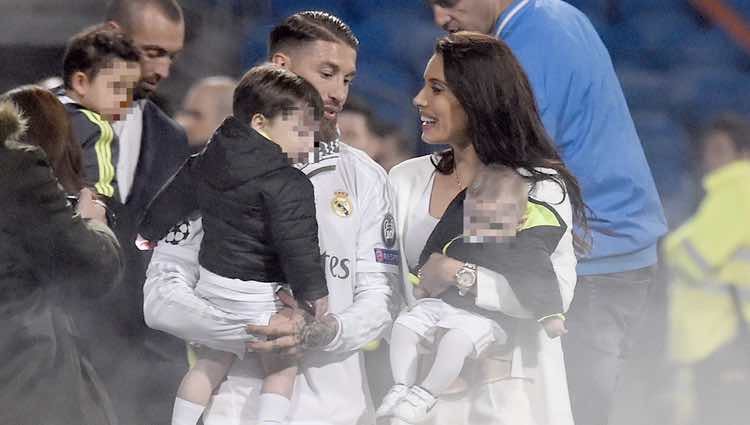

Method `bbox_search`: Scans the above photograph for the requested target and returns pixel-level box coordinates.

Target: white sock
[389,324,422,386]
[257,392,291,424]
[172,397,206,425]
[420,328,475,395]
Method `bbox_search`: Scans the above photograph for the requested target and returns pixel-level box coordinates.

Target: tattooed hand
[245,305,339,353]
[245,306,310,355]
[300,315,339,350]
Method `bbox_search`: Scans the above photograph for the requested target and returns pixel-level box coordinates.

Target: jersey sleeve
[323,170,399,353]
[72,109,118,199]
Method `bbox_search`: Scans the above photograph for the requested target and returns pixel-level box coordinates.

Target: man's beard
[318,115,338,143]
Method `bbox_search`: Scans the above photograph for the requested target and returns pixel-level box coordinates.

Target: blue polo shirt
[493,0,667,275]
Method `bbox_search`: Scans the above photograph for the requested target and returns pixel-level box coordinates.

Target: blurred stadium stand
[1,0,748,223]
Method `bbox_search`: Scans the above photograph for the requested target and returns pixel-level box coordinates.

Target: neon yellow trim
[363,340,381,351]
[537,313,566,323]
[408,272,421,286]
[80,109,116,197]
[519,202,560,231]
[442,235,463,255]
[256,127,272,141]
[186,342,196,368]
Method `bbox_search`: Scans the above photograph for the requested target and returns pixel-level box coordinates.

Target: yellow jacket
[665,160,750,365]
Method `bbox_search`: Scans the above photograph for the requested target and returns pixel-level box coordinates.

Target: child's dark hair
[63,24,140,90]
[233,64,324,124]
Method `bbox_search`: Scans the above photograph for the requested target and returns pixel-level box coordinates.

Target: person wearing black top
[138,64,328,425]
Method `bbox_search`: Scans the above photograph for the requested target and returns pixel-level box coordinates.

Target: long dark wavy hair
[432,32,589,251]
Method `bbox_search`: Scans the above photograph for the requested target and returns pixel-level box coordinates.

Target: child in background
[56,25,141,202]
[379,164,568,423]
[138,64,329,425]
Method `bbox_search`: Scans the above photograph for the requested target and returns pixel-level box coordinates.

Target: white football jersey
[144,141,400,425]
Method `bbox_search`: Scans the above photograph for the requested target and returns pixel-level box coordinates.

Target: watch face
[456,269,475,287]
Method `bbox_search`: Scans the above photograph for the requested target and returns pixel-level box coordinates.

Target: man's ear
[270,52,292,69]
[70,71,90,98]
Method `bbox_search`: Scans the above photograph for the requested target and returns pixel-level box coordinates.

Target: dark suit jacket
[100,100,190,339]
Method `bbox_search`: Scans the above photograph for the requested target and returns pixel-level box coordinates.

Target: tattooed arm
[245,291,340,354]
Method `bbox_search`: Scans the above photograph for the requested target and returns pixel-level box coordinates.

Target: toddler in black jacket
[138,65,328,425]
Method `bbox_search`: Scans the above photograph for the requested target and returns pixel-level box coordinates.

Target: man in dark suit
[74,2,190,424]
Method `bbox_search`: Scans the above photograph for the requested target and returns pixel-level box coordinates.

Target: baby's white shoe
[391,386,437,423]
[375,383,409,417]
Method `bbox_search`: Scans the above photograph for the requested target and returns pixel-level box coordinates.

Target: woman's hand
[417,253,464,298]
[77,187,107,225]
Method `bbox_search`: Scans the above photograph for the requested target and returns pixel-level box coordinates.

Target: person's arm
[320,178,399,353]
[664,187,750,284]
[138,156,199,242]
[18,149,123,298]
[74,110,118,199]
[143,217,252,357]
[261,169,328,302]
[462,228,564,319]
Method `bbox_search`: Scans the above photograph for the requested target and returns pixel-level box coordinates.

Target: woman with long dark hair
[0,86,123,425]
[386,32,584,424]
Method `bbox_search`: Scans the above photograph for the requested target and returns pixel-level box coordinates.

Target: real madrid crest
[331,191,353,217]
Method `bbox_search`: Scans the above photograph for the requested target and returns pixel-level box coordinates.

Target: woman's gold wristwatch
[455,262,478,296]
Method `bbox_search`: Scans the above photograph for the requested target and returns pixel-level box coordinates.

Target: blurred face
[254,105,319,164]
[464,167,527,243]
[176,85,230,148]
[464,197,525,242]
[428,0,505,34]
[276,40,357,141]
[338,111,380,159]
[127,6,185,97]
[75,58,141,121]
[413,54,469,146]
[703,131,741,174]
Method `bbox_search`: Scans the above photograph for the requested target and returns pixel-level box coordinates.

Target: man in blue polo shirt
[426,1,668,424]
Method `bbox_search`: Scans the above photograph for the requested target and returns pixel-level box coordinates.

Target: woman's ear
[250,113,266,131]
[70,71,90,99]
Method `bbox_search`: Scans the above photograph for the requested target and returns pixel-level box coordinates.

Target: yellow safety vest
[664,161,750,365]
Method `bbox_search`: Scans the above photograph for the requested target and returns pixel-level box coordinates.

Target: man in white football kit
[143,12,400,425]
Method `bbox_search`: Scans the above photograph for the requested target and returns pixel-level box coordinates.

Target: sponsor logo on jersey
[374,248,400,266]
[321,251,351,279]
[331,191,353,217]
[381,213,396,248]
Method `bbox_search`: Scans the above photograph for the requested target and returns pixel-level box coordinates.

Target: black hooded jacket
[139,117,327,302]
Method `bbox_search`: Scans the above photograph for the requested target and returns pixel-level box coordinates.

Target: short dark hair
[233,64,324,125]
[105,0,183,31]
[63,25,140,90]
[269,11,358,56]
[703,113,750,153]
